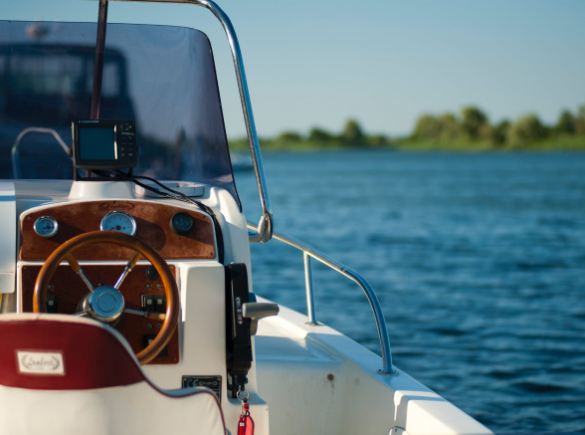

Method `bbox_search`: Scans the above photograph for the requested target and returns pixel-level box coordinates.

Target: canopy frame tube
[101,0,273,242]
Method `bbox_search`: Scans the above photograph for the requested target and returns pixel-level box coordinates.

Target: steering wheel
[33,231,180,365]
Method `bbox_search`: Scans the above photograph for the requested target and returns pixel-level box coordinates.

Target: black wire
[93,169,225,264]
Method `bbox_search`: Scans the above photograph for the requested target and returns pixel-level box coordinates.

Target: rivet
[146,323,153,330]
[145,283,151,290]
[48,284,53,290]
[155,283,162,290]
[26,216,30,220]
[157,323,162,329]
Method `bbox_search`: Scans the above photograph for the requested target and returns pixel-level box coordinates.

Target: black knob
[145,266,160,281]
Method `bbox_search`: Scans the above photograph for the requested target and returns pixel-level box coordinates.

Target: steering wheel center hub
[86,286,125,323]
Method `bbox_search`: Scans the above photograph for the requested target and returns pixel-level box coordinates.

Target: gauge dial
[100,211,137,236]
[33,216,58,238]
[170,212,194,235]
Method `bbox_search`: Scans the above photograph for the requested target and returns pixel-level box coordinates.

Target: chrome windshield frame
[102,0,273,243]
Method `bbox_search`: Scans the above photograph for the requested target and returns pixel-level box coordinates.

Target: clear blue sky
[4,0,585,138]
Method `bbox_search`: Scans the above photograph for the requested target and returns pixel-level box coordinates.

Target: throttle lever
[242,300,279,335]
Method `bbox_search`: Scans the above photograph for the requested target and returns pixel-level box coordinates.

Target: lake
[234,151,585,433]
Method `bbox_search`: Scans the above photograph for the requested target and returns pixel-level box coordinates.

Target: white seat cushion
[0,313,226,435]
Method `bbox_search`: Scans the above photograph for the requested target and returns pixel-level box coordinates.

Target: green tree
[277,131,303,142]
[413,114,442,140]
[367,134,390,147]
[308,127,333,142]
[556,110,575,135]
[508,114,548,147]
[575,105,585,136]
[460,106,488,140]
[438,113,461,141]
[341,119,365,144]
[489,120,511,146]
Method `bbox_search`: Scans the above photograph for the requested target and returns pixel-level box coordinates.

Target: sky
[4,0,585,138]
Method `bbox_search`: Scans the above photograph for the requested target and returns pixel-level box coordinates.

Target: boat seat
[0,313,226,435]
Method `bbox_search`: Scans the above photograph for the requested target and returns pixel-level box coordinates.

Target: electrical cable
[93,170,225,264]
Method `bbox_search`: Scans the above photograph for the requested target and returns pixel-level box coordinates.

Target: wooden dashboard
[18,200,217,365]
[20,200,216,261]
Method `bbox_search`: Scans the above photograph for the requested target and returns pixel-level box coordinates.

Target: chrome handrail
[11,127,70,179]
[105,0,274,243]
[247,222,398,376]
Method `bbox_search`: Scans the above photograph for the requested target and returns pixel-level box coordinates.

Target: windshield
[0,20,241,209]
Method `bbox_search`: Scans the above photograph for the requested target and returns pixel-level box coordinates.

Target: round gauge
[170,212,194,235]
[33,216,58,238]
[100,211,137,236]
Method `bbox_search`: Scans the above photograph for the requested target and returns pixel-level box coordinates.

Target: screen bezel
[72,119,136,170]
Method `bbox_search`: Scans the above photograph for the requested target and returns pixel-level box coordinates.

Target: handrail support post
[303,252,317,326]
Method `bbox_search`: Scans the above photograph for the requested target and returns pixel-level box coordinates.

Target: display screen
[79,127,116,160]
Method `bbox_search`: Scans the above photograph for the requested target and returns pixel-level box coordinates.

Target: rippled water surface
[234,151,585,433]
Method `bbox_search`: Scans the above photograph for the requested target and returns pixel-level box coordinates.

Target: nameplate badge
[182,375,222,402]
[17,351,65,375]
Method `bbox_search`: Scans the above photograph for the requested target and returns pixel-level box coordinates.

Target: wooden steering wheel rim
[33,231,180,365]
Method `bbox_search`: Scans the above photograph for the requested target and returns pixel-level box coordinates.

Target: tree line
[229,103,585,151]
[412,104,585,147]
[255,119,391,148]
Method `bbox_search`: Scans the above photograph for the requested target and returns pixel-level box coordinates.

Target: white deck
[255,298,492,435]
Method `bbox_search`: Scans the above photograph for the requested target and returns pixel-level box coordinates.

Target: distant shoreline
[229,136,585,153]
[230,103,585,152]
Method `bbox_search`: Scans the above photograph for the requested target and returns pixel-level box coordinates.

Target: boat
[0,1,494,434]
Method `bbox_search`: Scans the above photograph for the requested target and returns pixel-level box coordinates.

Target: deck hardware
[249,222,398,376]
[242,302,279,335]
[11,128,70,179]
[303,252,318,326]
[236,389,249,401]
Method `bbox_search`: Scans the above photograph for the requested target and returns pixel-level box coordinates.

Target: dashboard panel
[20,264,180,365]
[20,200,216,261]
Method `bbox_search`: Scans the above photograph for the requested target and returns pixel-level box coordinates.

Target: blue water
[234,151,585,434]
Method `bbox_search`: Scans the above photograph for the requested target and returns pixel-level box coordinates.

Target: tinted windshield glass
[0,21,240,208]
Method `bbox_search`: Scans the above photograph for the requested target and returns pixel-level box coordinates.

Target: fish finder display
[72,119,138,170]
[79,128,116,160]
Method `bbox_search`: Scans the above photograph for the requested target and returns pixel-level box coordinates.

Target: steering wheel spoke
[114,251,142,290]
[124,308,166,321]
[65,253,95,293]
